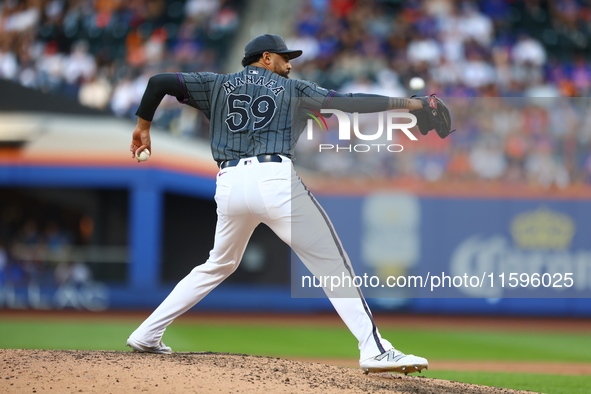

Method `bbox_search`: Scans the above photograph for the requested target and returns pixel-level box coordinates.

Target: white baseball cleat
[126,336,172,354]
[360,348,428,374]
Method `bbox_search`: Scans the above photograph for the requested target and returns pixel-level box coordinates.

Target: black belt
[218,154,283,169]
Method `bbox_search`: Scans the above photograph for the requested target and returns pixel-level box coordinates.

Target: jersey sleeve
[294,80,335,110]
[177,72,218,113]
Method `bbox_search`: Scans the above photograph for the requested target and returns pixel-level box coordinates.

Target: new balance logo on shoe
[375,349,407,362]
[360,348,428,374]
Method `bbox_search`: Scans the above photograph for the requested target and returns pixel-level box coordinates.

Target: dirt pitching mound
[1,349,536,393]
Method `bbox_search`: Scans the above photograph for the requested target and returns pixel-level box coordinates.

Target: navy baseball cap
[244,34,303,60]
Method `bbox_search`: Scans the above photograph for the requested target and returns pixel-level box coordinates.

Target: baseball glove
[410,94,454,139]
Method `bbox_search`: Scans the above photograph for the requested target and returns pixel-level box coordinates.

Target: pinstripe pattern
[178,66,331,162]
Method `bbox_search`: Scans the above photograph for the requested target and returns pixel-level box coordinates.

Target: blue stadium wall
[1,163,589,317]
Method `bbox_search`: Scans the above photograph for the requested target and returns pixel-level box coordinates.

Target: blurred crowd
[0,0,242,138]
[288,0,591,97]
[287,0,591,189]
[1,0,591,189]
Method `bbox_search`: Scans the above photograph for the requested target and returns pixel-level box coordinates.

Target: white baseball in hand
[137,149,150,161]
[409,77,425,90]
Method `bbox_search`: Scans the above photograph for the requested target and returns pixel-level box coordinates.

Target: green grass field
[1,317,590,394]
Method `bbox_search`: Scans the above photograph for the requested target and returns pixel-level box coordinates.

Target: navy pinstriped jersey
[177,65,332,162]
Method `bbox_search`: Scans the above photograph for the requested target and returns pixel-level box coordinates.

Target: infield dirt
[1,348,537,394]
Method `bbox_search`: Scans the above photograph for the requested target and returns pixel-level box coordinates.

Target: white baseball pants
[129,156,392,361]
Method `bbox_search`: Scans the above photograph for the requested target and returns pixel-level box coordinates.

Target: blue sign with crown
[413,199,591,298]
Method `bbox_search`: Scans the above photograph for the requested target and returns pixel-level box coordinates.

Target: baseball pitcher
[127,34,451,374]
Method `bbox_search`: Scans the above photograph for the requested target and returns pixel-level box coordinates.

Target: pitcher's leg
[265,177,392,361]
[129,211,258,347]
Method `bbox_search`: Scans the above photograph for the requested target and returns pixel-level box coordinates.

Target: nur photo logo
[304,109,418,153]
